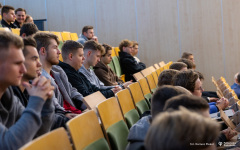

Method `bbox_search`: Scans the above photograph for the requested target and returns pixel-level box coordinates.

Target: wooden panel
[128,82,145,104]
[222,1,240,87]
[46,0,95,33]
[96,0,136,47]
[67,110,105,150]
[179,0,224,91]
[20,128,72,150]
[83,91,106,112]
[116,89,136,114]
[137,0,179,67]
[97,97,124,130]
[5,0,45,20]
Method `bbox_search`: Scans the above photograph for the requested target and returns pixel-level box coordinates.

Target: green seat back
[108,61,116,74]
[151,88,157,94]
[112,56,122,77]
[58,41,63,50]
[136,100,150,115]
[106,120,129,150]
[144,93,152,108]
[83,138,110,150]
[124,109,140,128]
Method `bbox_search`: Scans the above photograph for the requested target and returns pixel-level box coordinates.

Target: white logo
[218,142,223,146]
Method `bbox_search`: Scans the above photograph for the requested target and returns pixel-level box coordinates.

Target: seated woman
[94,44,132,88]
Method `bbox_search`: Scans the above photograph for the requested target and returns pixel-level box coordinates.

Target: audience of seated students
[164,95,237,143]
[34,32,86,116]
[231,72,240,99]
[12,37,69,130]
[126,85,191,150]
[119,39,146,82]
[173,70,229,113]
[1,5,17,29]
[79,41,121,91]
[132,41,140,63]
[14,8,26,28]
[25,14,34,24]
[93,43,132,88]
[177,58,194,69]
[157,69,179,87]
[20,23,38,38]
[77,25,98,44]
[0,31,54,150]
[169,62,188,71]
[145,108,220,150]
[59,40,119,98]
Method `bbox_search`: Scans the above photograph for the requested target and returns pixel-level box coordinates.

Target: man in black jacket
[59,40,119,98]
[119,39,146,81]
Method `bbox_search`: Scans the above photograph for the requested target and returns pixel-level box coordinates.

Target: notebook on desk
[210,109,235,120]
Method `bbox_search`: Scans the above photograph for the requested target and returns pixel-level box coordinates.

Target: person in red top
[34,32,86,119]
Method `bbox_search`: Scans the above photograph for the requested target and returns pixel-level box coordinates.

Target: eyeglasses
[195,86,204,91]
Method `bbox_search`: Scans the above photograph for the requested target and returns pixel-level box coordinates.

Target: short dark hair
[181,52,193,59]
[119,39,132,52]
[177,58,194,69]
[237,73,240,83]
[102,43,112,56]
[20,23,38,36]
[145,108,220,150]
[34,32,59,52]
[62,40,83,61]
[169,62,187,71]
[83,40,105,55]
[151,85,191,119]
[23,37,37,56]
[0,31,23,61]
[164,95,209,112]
[82,26,93,34]
[158,69,179,86]
[173,70,199,92]
[1,5,14,16]
[15,8,26,14]
[194,70,204,80]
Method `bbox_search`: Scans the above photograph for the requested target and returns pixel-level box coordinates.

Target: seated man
[1,5,17,29]
[173,70,229,113]
[132,41,140,63]
[14,8,26,28]
[25,14,34,24]
[164,95,237,145]
[20,23,39,38]
[12,37,69,130]
[169,62,187,71]
[0,31,54,150]
[158,69,179,87]
[126,85,191,150]
[77,25,98,44]
[145,108,220,150]
[79,41,120,90]
[34,32,86,115]
[181,52,195,63]
[94,43,132,88]
[119,39,146,81]
[59,40,120,98]
[231,72,240,99]
[177,58,194,69]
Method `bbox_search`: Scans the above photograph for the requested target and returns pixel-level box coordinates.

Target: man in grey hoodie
[0,31,54,150]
